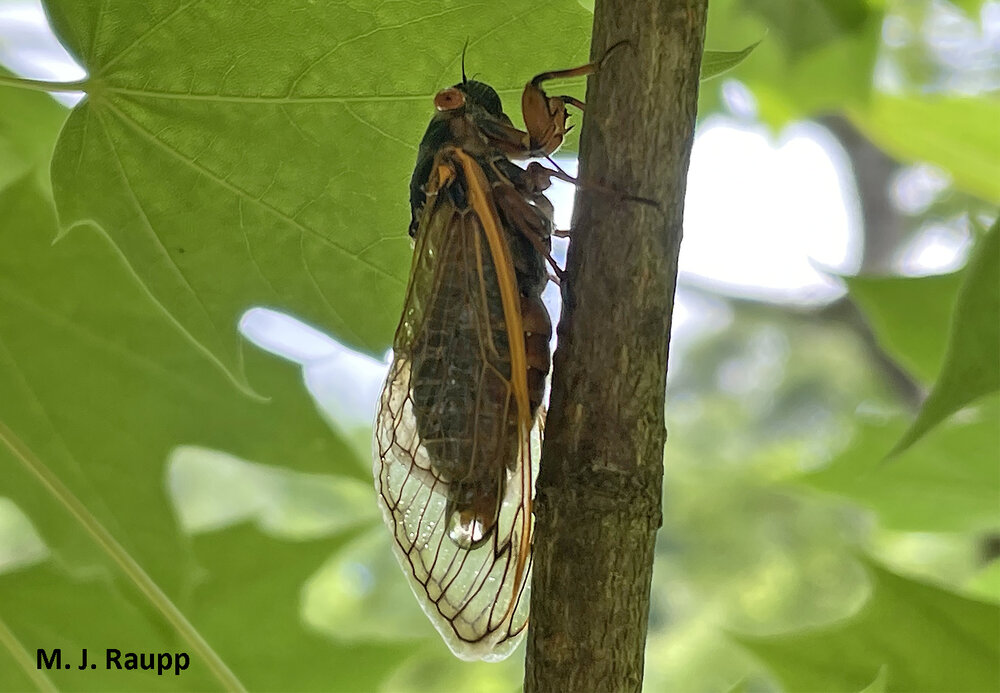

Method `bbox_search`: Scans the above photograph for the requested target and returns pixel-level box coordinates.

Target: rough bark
[524,2,707,691]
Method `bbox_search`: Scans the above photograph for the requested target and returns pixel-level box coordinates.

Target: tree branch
[816,114,905,274]
[524,2,707,691]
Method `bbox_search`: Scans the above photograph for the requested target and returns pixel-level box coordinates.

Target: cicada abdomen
[374,56,600,660]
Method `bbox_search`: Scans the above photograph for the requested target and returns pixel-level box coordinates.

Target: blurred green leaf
[850,97,1000,203]
[303,528,433,644]
[801,396,1000,532]
[0,563,220,691]
[0,175,374,689]
[753,16,879,126]
[700,0,881,126]
[741,0,871,57]
[859,666,888,693]
[701,42,761,81]
[740,560,1000,693]
[893,220,1000,453]
[646,306,894,692]
[44,0,594,384]
[0,68,66,190]
[847,271,964,384]
[0,175,361,569]
[189,525,411,692]
[380,643,524,693]
[950,0,986,17]
[967,560,1000,604]
[723,678,750,693]
[0,511,405,693]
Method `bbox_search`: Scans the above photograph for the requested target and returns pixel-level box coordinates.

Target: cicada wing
[373,152,538,661]
[373,355,537,661]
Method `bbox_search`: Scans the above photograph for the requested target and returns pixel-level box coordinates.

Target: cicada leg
[521,41,629,156]
[490,174,565,281]
[523,160,661,215]
[521,75,588,157]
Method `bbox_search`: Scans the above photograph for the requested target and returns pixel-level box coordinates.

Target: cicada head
[409,78,509,238]
[452,39,503,119]
[456,79,504,119]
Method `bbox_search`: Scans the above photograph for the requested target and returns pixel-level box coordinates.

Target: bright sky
[0,0,969,427]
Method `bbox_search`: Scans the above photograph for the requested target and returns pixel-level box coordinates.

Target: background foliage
[0,0,997,691]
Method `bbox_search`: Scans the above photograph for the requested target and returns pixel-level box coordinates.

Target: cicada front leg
[521,66,592,157]
[521,41,629,157]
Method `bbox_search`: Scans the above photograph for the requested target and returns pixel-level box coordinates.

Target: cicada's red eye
[434,87,466,111]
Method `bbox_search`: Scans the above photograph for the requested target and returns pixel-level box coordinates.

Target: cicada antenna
[461,38,470,84]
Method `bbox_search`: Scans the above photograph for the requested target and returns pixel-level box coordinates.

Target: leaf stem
[0,420,246,693]
[0,74,88,93]
[0,615,57,692]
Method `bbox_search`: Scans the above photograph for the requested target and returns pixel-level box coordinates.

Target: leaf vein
[93,106,224,339]
[298,233,367,349]
[341,102,417,152]
[101,97,404,286]
[97,0,208,77]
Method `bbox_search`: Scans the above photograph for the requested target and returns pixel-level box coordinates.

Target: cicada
[373,53,602,661]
